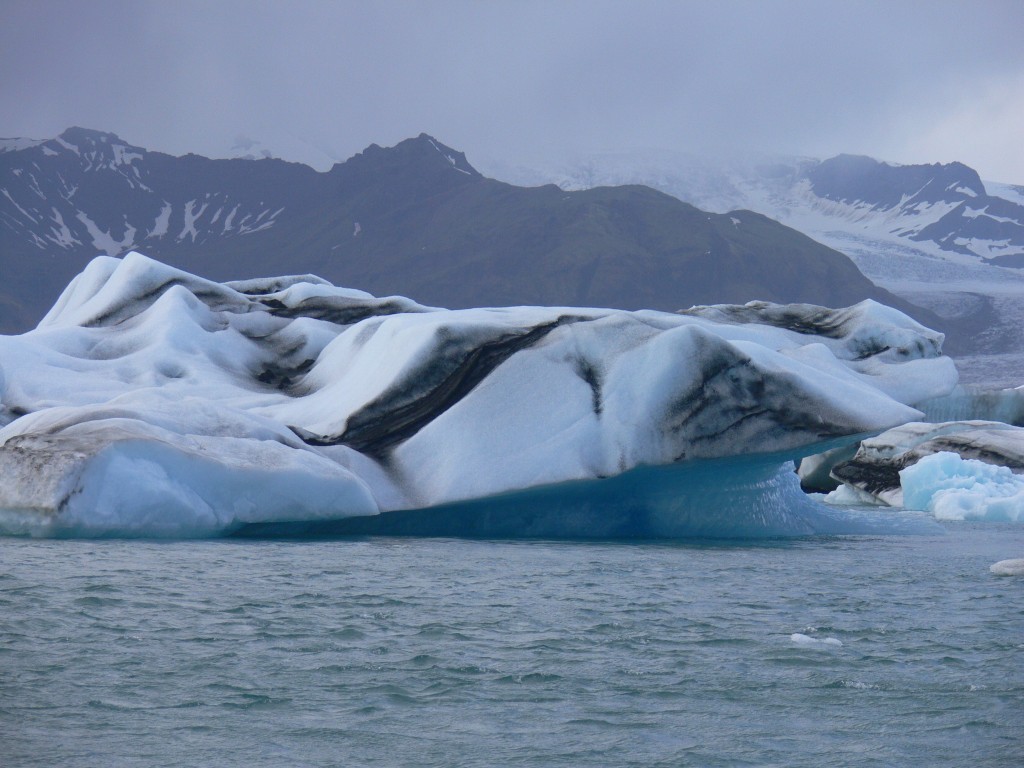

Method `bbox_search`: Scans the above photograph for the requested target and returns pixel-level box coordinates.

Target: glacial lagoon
[3,523,1022,768]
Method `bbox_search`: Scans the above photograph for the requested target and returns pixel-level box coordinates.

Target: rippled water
[3,524,1022,767]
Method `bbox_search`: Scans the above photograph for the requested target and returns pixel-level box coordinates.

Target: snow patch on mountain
[49,208,78,247]
[987,182,1024,207]
[2,188,38,223]
[74,211,135,255]
[178,200,207,242]
[149,203,172,237]
[54,136,80,155]
[427,137,474,176]
[0,137,44,153]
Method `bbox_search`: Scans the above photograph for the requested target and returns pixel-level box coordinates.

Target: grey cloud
[2,0,1023,179]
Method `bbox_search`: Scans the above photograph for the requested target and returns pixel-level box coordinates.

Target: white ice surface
[821,483,886,507]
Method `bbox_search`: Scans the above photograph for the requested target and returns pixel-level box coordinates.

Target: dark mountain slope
[1,128,328,331]
[2,129,937,343]
[305,178,900,312]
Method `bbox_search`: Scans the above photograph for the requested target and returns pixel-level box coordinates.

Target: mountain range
[484,149,1024,267]
[0,127,988,358]
[482,148,1024,373]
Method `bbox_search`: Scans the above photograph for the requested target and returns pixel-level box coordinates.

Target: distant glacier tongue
[0,252,958,538]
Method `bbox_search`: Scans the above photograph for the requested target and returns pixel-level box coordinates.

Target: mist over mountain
[1,128,933,343]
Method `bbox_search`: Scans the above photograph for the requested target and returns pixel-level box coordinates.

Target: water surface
[3,524,1022,767]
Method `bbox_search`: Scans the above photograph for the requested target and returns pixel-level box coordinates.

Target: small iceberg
[901,452,1024,522]
[819,420,1024,520]
[989,559,1024,576]
[828,421,1024,506]
[790,633,843,648]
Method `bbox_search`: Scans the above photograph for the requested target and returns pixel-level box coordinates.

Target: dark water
[3,525,1022,767]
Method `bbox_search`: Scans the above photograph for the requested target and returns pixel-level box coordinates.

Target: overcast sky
[3,0,1023,180]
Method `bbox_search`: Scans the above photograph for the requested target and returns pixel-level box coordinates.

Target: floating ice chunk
[829,421,1024,506]
[790,633,843,648]
[900,452,1024,522]
[798,441,858,493]
[821,482,887,506]
[990,558,1024,576]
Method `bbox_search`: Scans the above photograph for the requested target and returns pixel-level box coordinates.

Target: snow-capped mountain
[1,128,925,347]
[804,155,1024,266]
[0,128,470,332]
[479,149,1024,384]
[480,150,1024,267]
[0,127,324,257]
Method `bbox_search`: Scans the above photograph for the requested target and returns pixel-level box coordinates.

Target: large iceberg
[0,252,958,538]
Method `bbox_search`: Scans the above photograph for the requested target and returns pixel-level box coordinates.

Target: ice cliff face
[0,253,958,538]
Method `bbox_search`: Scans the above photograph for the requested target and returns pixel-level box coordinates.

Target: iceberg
[0,252,958,538]
[900,452,1024,522]
[827,421,1024,508]
[790,633,843,648]
[990,559,1024,576]
[796,391,1024,493]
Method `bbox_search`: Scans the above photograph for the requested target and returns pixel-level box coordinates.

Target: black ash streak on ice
[325,315,589,458]
[0,252,960,538]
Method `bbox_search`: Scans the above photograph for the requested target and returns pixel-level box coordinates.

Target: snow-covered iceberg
[0,252,958,538]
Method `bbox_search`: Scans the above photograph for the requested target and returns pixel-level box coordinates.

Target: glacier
[0,252,960,538]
